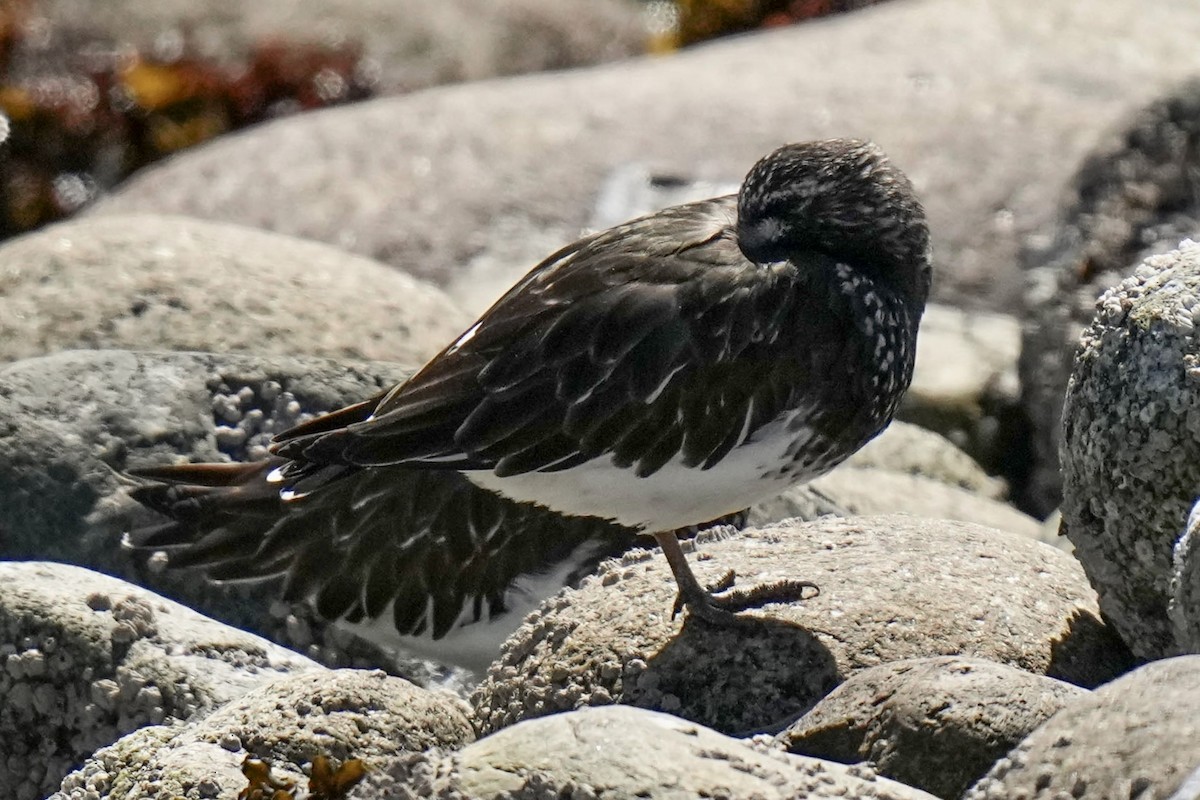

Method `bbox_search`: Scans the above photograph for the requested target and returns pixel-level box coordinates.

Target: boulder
[472,515,1131,736]
[0,214,469,365]
[964,656,1200,799]
[778,656,1088,799]
[0,562,320,800]
[52,669,474,800]
[350,705,938,800]
[1060,241,1200,659]
[31,0,646,94]
[85,0,1200,313]
[1021,79,1200,514]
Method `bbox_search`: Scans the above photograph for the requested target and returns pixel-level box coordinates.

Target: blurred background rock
[0,0,885,240]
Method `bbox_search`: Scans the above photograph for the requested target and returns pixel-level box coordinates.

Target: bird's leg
[654,530,741,625]
[654,531,820,626]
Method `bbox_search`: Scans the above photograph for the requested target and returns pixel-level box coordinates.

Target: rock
[52,669,475,800]
[0,214,469,365]
[471,515,1132,736]
[86,0,1200,313]
[766,421,1034,537]
[965,655,1200,799]
[1170,499,1200,653]
[804,469,1042,541]
[750,422,1042,543]
[1021,79,1200,515]
[0,349,436,678]
[900,304,1025,483]
[840,420,1008,499]
[351,705,938,800]
[778,656,1088,800]
[0,562,320,800]
[1060,241,1200,659]
[33,0,646,94]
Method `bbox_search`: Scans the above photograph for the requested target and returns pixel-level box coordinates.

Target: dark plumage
[127,138,931,667]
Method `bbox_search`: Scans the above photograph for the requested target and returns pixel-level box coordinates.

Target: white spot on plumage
[447,322,482,354]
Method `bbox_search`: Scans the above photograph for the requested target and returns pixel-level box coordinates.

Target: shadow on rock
[1047,607,1136,687]
[623,613,840,735]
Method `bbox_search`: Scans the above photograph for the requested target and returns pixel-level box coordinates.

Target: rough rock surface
[0,349,428,677]
[52,669,475,800]
[33,0,646,94]
[0,562,320,800]
[778,656,1088,800]
[1171,499,1200,653]
[965,656,1200,799]
[1021,79,1200,515]
[1,345,1035,675]
[351,705,938,800]
[471,515,1132,737]
[86,0,1200,313]
[1060,242,1200,659]
[0,214,470,365]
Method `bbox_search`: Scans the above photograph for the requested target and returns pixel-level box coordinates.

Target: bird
[126,138,932,670]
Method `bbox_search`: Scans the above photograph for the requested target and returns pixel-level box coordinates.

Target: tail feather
[124,455,643,643]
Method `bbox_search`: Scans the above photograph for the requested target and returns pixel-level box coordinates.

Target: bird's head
[736,139,932,308]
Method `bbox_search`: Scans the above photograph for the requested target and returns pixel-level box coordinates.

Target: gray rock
[52,669,475,800]
[805,469,1041,541]
[1021,79,1200,515]
[840,419,1008,499]
[778,656,1088,800]
[471,515,1131,737]
[352,705,938,800]
[1171,499,1200,653]
[900,304,1024,481]
[0,562,320,800]
[0,349,433,678]
[965,655,1200,799]
[0,214,470,365]
[750,422,1042,541]
[1060,241,1200,659]
[33,0,645,94]
[86,0,1200,314]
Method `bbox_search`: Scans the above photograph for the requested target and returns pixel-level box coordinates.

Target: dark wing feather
[272,195,831,480]
[127,460,639,640]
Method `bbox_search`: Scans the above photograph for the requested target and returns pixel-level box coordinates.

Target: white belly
[463,415,826,532]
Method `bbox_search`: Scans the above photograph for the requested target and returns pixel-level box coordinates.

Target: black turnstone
[127,138,931,668]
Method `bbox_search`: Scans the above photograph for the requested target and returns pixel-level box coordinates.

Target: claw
[672,568,737,618]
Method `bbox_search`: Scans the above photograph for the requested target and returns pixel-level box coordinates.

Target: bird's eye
[737,217,791,264]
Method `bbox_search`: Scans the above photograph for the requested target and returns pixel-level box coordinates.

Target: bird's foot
[671,569,819,626]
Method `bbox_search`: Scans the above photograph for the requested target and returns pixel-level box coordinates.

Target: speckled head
[736,139,932,312]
